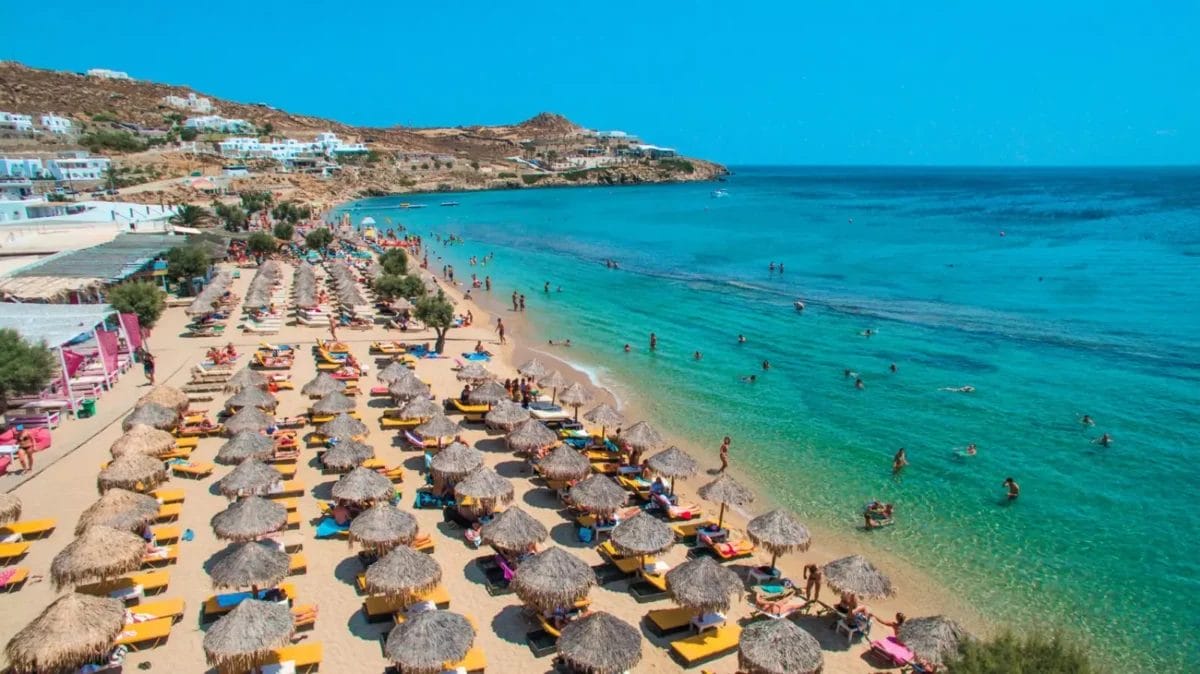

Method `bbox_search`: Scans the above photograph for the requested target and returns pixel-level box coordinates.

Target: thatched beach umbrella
[429,442,483,482]
[747,509,812,572]
[511,547,595,612]
[322,439,375,472]
[208,541,290,590]
[568,475,627,516]
[467,380,507,405]
[364,545,442,599]
[97,453,167,492]
[484,399,530,431]
[699,473,755,531]
[537,371,568,402]
[400,397,441,420]
[388,376,431,401]
[506,418,557,455]
[203,599,294,672]
[822,554,895,599]
[611,512,674,567]
[5,593,125,674]
[456,362,491,383]
[415,413,460,445]
[666,555,742,613]
[50,525,145,590]
[136,385,189,413]
[898,616,971,666]
[312,391,355,415]
[122,402,179,431]
[583,403,623,438]
[224,367,267,393]
[454,466,514,513]
[621,420,664,451]
[75,489,159,535]
[331,466,394,504]
[216,432,276,465]
[226,387,278,411]
[384,611,473,674]
[556,612,642,674]
[557,382,593,420]
[537,445,591,482]
[738,618,823,674]
[646,446,699,494]
[216,459,284,498]
[377,361,411,384]
[109,424,175,458]
[211,496,287,542]
[480,506,547,554]
[518,358,549,378]
[0,493,21,524]
[224,406,274,435]
[320,412,368,440]
[349,503,418,553]
[391,297,414,312]
[301,372,345,398]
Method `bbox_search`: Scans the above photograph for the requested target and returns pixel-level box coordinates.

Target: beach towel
[0,567,18,586]
[462,352,490,361]
[314,516,350,539]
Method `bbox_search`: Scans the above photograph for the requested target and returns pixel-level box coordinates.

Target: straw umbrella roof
[312,391,355,414]
[484,399,530,429]
[400,397,441,420]
[226,387,278,411]
[377,361,412,384]
[331,466,394,504]
[568,475,628,516]
[97,453,167,492]
[224,367,267,393]
[558,382,593,408]
[506,419,557,454]
[429,442,483,482]
[583,403,623,429]
[208,541,291,589]
[647,446,699,479]
[121,402,179,431]
[557,612,642,674]
[747,509,811,558]
[364,545,442,598]
[203,599,294,671]
[897,616,971,666]
[415,413,461,439]
[511,547,595,612]
[5,593,125,674]
[216,459,284,497]
[211,496,287,542]
[109,424,175,458]
[822,554,895,599]
[467,380,508,404]
[320,412,368,439]
[480,506,548,553]
[699,473,755,507]
[391,297,414,311]
[518,358,549,378]
[50,525,145,590]
[224,406,274,434]
[666,555,742,613]
[349,503,419,553]
[216,431,276,465]
[538,370,568,391]
[621,421,665,450]
[75,489,159,535]
[0,493,21,524]
[611,512,674,557]
[456,362,492,382]
[537,445,591,481]
[454,466,514,509]
[388,376,431,401]
[738,618,824,674]
[384,611,473,674]
[322,439,375,472]
[136,385,190,413]
[301,372,345,397]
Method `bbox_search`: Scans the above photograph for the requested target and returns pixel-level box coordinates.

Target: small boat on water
[399,203,427,209]
[440,201,460,207]
[711,189,729,198]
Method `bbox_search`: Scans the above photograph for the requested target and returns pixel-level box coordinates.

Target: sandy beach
[0,247,986,673]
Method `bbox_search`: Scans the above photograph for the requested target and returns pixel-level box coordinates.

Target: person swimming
[694,351,703,360]
[965,443,977,456]
[941,385,976,393]
[737,334,747,344]
[1081,414,1095,426]
[623,344,631,353]
[1096,433,1113,447]
[741,374,758,383]
[855,378,865,390]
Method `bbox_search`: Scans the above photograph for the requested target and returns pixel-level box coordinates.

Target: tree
[239,191,273,216]
[0,329,56,411]
[948,631,1095,674]
[414,291,455,354]
[107,282,167,329]
[271,201,311,224]
[179,126,199,141]
[378,249,408,276]
[373,274,426,302]
[165,245,211,286]
[214,203,248,231]
[304,227,334,252]
[272,222,294,241]
[246,232,278,259]
[170,204,214,228]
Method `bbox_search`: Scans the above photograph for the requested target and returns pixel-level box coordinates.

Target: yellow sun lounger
[262,642,323,672]
[173,437,200,450]
[449,398,489,421]
[158,447,192,461]
[156,503,182,521]
[285,511,301,529]
[670,624,741,666]
[647,607,695,635]
[0,542,31,563]
[1,518,57,539]
[131,597,186,623]
[150,525,180,543]
[292,603,318,630]
[380,416,421,430]
[445,646,487,673]
[202,582,296,618]
[151,489,185,504]
[289,553,307,575]
[141,545,178,567]
[79,570,170,598]
[363,585,451,621]
[310,411,362,424]
[171,462,214,479]
[639,568,670,593]
[671,520,718,540]
[265,480,305,498]
[113,616,173,650]
[1,566,29,592]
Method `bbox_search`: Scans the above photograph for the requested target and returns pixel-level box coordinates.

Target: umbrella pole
[670,477,676,496]
[770,551,778,574]
[717,503,726,531]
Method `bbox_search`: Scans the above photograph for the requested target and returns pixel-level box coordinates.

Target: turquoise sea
[339,166,1200,671]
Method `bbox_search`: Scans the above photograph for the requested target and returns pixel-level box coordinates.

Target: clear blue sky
[4,1,1197,165]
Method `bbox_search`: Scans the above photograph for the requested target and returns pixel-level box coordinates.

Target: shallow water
[340,166,1200,671]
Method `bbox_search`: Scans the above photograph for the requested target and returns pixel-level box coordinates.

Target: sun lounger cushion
[1,518,57,538]
[113,616,173,648]
[670,625,741,665]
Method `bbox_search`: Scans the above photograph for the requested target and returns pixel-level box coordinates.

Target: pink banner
[96,330,120,374]
[120,313,143,351]
[62,349,86,378]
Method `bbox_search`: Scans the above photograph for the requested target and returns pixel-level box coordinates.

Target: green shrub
[79,131,147,153]
[948,631,1097,674]
[0,329,56,410]
[498,172,517,179]
[107,282,167,328]
[521,174,549,185]
[657,158,695,173]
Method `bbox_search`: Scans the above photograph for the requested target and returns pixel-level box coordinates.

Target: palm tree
[170,204,215,228]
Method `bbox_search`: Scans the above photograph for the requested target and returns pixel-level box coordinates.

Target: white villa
[184,115,252,133]
[162,93,213,113]
[0,112,34,133]
[0,157,47,179]
[87,68,132,80]
[218,132,367,164]
[47,153,111,182]
[39,114,73,134]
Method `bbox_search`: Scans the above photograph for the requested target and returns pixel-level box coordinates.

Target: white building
[47,153,111,182]
[162,93,213,113]
[218,132,367,163]
[0,178,34,200]
[39,114,73,134]
[0,157,46,179]
[184,115,252,133]
[0,112,34,133]
[87,68,131,80]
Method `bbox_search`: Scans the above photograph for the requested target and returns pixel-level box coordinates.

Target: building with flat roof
[0,157,47,179]
[185,115,252,133]
[47,155,111,182]
[162,93,213,113]
[39,114,73,134]
[0,112,34,133]
[87,68,131,80]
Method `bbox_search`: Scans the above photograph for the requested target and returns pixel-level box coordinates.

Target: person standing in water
[855,378,865,390]
[1003,477,1020,500]
[890,362,898,373]
[519,295,526,311]
[762,360,770,371]
[649,333,657,351]
[892,448,908,474]
[511,292,518,311]
[544,281,550,293]
[719,436,731,472]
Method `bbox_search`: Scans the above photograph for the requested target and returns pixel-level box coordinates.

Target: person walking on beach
[328,314,339,341]
[141,349,156,385]
[15,424,34,474]
[519,294,526,311]
[511,292,518,312]
[496,318,506,345]
[1003,477,1020,500]
[649,332,657,351]
[719,436,731,472]
[485,276,491,291]
[803,563,822,602]
[892,447,908,474]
